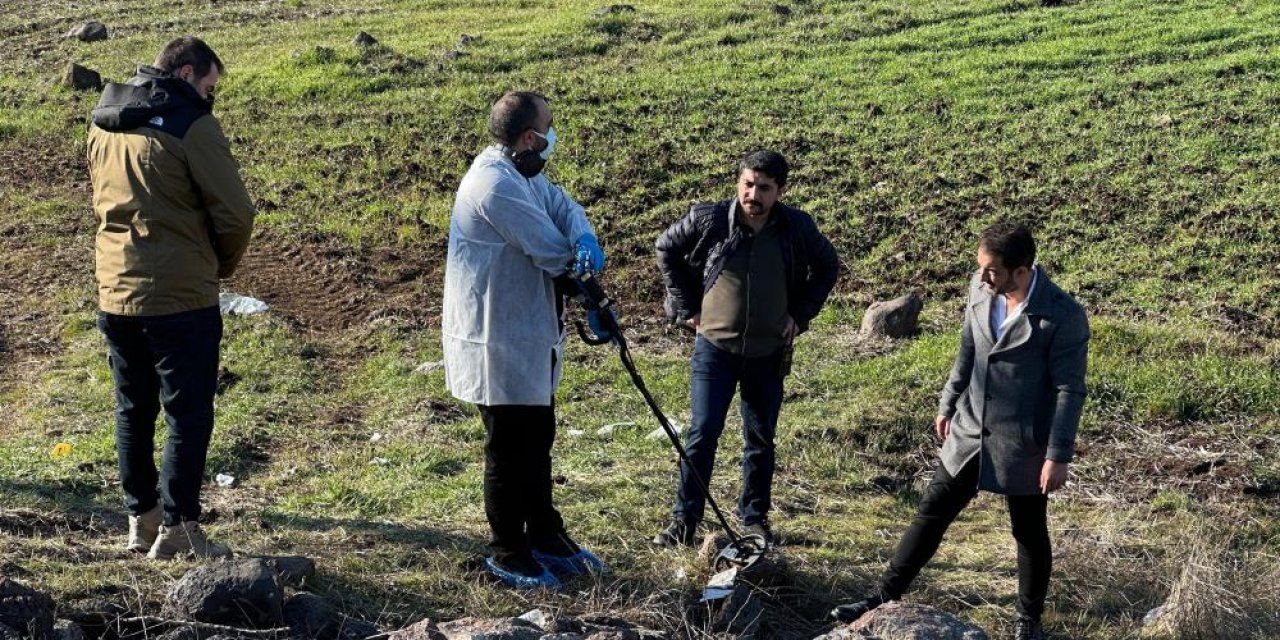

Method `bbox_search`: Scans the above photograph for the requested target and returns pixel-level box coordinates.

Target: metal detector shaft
[572,273,747,551]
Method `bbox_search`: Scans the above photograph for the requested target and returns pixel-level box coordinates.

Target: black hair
[155,36,225,78]
[488,91,548,146]
[979,221,1037,269]
[739,150,789,188]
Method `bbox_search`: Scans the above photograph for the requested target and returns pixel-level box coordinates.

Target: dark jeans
[673,336,785,526]
[97,306,222,526]
[878,457,1053,621]
[479,403,576,572]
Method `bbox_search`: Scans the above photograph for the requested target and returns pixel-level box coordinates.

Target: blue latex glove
[574,233,606,275]
[587,308,617,341]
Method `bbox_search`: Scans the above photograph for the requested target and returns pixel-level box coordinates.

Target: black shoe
[651,519,697,547]
[742,519,775,546]
[1014,617,1046,640]
[830,594,885,623]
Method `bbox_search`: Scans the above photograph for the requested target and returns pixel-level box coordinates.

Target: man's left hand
[1040,460,1069,494]
[783,315,798,343]
[574,233,606,275]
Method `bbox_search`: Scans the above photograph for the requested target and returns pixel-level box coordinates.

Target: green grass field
[2,1,1278,638]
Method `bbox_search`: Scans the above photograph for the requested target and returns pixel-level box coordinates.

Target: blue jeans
[97,307,222,526]
[673,336,785,526]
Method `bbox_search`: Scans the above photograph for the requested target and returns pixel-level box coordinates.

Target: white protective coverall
[442,145,595,406]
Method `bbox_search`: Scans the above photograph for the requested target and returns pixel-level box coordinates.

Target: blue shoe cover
[483,557,561,590]
[532,547,609,576]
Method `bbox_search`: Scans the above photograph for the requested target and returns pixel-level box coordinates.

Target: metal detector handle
[575,320,613,345]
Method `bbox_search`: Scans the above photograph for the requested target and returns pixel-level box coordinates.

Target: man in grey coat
[831,222,1089,640]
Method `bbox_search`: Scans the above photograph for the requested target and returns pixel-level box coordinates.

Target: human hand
[574,233,605,275]
[685,314,701,332]
[934,415,950,440]
[1040,460,1069,494]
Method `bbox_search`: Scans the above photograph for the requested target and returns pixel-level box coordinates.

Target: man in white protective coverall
[442,91,610,590]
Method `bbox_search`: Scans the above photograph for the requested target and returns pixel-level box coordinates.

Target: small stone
[593,4,636,16]
[64,63,101,91]
[353,31,378,47]
[387,619,445,640]
[283,592,378,640]
[859,293,923,339]
[845,602,988,639]
[65,21,108,42]
[437,617,541,640]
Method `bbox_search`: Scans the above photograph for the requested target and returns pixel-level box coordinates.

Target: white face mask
[533,127,557,160]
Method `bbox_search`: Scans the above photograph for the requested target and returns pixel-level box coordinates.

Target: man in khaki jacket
[87,36,255,559]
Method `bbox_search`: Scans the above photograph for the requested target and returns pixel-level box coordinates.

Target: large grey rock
[61,599,129,640]
[166,559,284,628]
[283,593,377,640]
[265,555,316,587]
[816,602,988,640]
[63,63,101,91]
[859,294,923,339]
[436,617,541,640]
[0,578,55,640]
[387,619,445,640]
[64,22,108,42]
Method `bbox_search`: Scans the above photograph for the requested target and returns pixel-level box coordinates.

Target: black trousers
[97,307,222,526]
[878,456,1052,621]
[478,403,575,570]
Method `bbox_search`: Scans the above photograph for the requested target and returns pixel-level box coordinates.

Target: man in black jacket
[652,150,839,546]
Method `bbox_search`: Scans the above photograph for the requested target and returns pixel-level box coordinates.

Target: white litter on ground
[214,473,237,488]
[413,360,445,374]
[219,292,269,315]
[597,421,636,436]
[701,566,738,602]
[648,417,684,440]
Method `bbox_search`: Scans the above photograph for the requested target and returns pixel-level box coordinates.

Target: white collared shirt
[992,266,1038,342]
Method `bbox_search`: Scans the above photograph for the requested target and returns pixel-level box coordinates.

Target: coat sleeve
[185,116,256,278]
[477,180,575,276]
[938,294,977,418]
[791,218,839,333]
[1045,307,1090,463]
[535,176,594,244]
[654,210,703,323]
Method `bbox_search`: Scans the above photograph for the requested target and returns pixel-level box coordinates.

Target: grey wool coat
[938,268,1090,495]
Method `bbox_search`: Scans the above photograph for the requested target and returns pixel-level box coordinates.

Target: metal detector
[568,272,768,574]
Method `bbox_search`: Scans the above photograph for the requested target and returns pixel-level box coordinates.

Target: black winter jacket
[655,199,840,333]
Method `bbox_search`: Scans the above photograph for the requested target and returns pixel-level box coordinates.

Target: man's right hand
[934,414,950,440]
[684,314,701,332]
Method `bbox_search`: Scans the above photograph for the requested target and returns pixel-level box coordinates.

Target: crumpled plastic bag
[219,292,269,315]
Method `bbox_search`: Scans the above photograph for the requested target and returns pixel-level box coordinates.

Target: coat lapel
[970,285,996,351]
[991,268,1053,356]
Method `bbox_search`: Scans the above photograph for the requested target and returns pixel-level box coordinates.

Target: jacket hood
[91,65,212,132]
